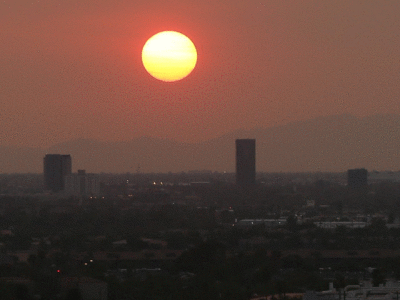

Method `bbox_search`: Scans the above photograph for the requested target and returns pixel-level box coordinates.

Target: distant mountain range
[1,114,400,173]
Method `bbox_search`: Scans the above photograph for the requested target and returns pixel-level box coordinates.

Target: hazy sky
[1,0,399,148]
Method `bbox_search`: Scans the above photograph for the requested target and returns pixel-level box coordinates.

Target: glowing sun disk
[142,31,197,82]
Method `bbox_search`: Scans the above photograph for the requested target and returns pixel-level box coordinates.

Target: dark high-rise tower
[347,168,368,189]
[43,154,72,192]
[236,139,256,186]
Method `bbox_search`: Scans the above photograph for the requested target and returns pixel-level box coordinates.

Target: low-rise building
[314,221,367,229]
[237,219,287,227]
[304,281,400,300]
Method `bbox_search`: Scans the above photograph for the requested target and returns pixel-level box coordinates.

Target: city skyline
[1,114,400,173]
[1,1,399,150]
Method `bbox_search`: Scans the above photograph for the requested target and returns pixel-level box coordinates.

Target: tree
[368,218,388,236]
[286,215,298,231]
[176,240,226,272]
[372,269,385,287]
[12,284,31,300]
[66,288,82,300]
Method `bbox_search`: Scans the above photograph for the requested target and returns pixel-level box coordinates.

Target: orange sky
[1,0,399,147]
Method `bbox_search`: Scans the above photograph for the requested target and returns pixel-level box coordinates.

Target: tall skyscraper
[43,154,72,192]
[347,168,368,189]
[236,139,256,187]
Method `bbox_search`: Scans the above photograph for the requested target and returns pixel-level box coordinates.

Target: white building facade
[64,170,100,197]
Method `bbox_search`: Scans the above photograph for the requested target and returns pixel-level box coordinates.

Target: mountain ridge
[1,114,399,173]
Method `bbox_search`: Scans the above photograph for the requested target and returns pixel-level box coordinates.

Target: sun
[142,31,197,82]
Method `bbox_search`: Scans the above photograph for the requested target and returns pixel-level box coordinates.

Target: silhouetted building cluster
[236,139,256,187]
[43,154,72,192]
[65,170,100,197]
